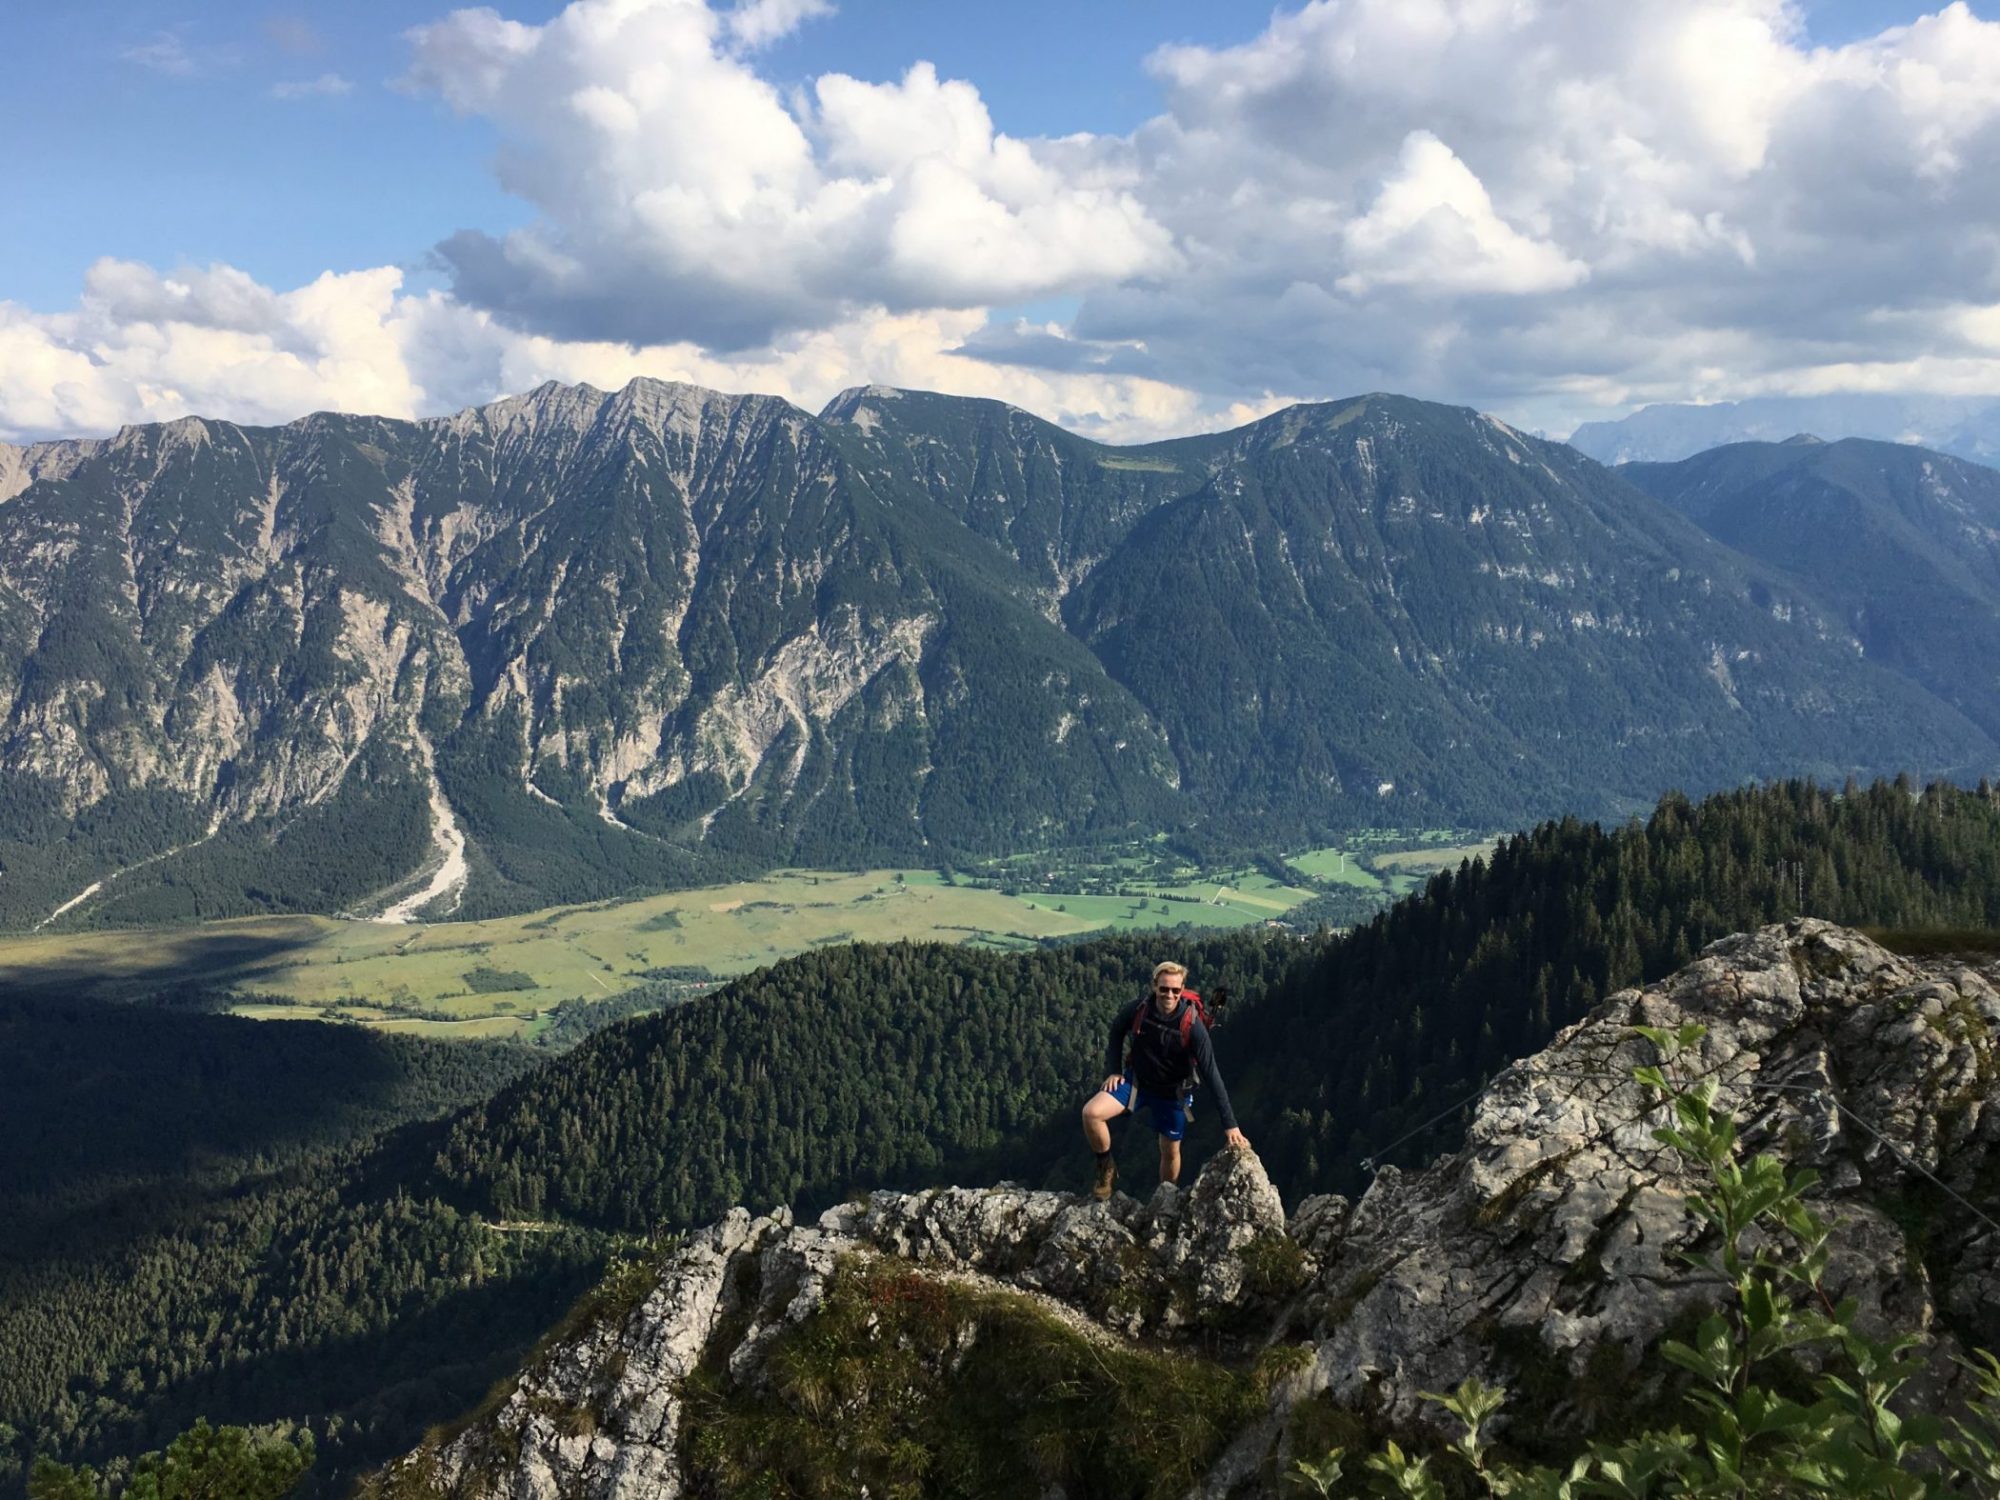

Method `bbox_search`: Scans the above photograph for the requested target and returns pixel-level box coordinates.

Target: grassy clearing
[370,1015,535,1040]
[1368,840,1497,872]
[1287,831,1496,898]
[0,869,1122,1035]
[231,1003,344,1022]
[1285,847,1384,888]
[1016,867,1309,933]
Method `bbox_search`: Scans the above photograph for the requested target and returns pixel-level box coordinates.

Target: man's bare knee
[1082,1093,1123,1124]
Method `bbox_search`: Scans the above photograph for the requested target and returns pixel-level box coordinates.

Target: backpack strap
[1131,989,1202,1047]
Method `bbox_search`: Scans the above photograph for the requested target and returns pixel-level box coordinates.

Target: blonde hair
[1151,961,1187,986]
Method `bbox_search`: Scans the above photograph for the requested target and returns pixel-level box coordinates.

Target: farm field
[0,836,1488,1040]
[1015,869,1308,929]
[1284,848,1382,887]
[1368,841,1499,873]
[1288,832,1496,886]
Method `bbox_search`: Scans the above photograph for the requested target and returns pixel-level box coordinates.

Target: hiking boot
[1091,1155,1117,1201]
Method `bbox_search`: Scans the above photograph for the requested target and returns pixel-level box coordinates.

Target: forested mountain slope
[9,779,2000,1495]
[1622,436,2000,741]
[3,382,1994,928]
[0,1007,573,1500]
[1060,396,1976,825]
[817,384,1206,595]
[0,999,533,1253]
[394,929,1302,1232]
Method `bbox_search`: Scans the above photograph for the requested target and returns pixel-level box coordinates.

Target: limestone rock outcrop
[389,921,2000,1497]
[1297,918,1997,1431]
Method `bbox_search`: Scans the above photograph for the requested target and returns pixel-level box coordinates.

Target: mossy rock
[680,1255,1263,1499]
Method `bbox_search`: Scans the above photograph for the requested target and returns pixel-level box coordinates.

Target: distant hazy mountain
[1568,394,2000,466]
[1621,436,2000,744]
[0,381,1991,929]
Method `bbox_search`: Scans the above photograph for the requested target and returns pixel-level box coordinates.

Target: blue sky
[3,0,1993,443]
[10,2,1256,308]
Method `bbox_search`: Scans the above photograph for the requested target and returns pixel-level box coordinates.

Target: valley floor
[0,832,1490,1040]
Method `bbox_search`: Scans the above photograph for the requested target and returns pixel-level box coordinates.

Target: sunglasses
[1154,984,1183,995]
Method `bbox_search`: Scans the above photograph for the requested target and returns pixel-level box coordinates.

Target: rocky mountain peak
[442,378,615,445]
[1223,391,1533,466]
[0,434,102,503]
[385,921,2000,1497]
[615,375,794,425]
[819,382,910,421]
[819,383,1060,444]
[431,376,804,471]
[107,412,229,461]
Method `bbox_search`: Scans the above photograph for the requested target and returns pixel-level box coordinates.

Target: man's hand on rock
[1224,1128,1250,1150]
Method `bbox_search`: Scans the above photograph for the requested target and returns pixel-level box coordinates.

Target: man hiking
[1081,960,1250,1200]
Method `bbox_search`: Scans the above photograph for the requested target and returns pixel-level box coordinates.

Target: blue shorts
[1105,1079,1195,1141]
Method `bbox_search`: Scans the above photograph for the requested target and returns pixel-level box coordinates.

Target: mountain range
[1621,435,2000,744]
[1567,392,2000,466]
[1,381,1995,929]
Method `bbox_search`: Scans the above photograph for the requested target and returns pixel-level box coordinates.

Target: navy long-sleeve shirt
[1106,995,1239,1131]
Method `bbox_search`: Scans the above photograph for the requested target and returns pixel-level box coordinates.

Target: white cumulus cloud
[724,0,834,50]
[1336,131,1588,297]
[0,262,425,440]
[402,0,1175,349]
[1092,0,2000,426]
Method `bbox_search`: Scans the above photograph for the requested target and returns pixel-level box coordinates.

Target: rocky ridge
[386,920,2000,1497]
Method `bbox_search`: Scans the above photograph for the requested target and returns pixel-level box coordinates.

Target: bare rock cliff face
[0,379,1183,927]
[385,921,2000,1497]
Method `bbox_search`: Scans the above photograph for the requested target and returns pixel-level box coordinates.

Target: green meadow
[1283,847,1383,887]
[0,834,1494,1041]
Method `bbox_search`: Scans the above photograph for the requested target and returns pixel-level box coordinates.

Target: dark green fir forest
[9,776,2000,1496]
